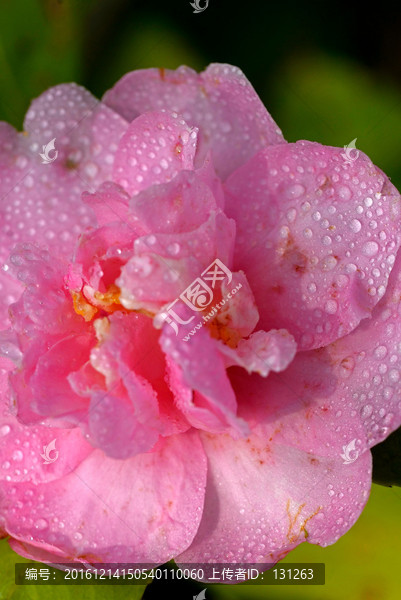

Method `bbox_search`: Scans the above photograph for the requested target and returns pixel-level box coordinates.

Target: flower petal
[229,252,401,458]
[160,306,248,437]
[177,431,371,564]
[1,431,207,564]
[225,141,401,349]
[220,329,297,377]
[113,111,197,196]
[103,64,285,179]
[24,83,128,187]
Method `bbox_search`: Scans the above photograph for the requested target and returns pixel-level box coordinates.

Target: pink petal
[0,269,23,330]
[103,64,285,179]
[321,249,401,448]
[2,431,207,564]
[211,270,260,341]
[221,329,297,376]
[0,420,93,486]
[229,250,401,458]
[82,181,131,227]
[113,111,197,196]
[118,212,235,313]
[29,333,95,420]
[88,386,159,459]
[8,245,84,335]
[160,305,248,437]
[24,83,128,187]
[129,170,219,234]
[225,141,401,350]
[177,431,371,564]
[0,352,93,485]
[89,312,189,439]
[1,84,128,262]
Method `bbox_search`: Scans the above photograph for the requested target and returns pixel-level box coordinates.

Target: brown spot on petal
[207,318,241,349]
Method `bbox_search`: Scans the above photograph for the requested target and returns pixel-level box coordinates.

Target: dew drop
[286,208,297,223]
[12,450,23,462]
[0,425,10,436]
[375,345,388,359]
[338,186,352,200]
[286,184,305,199]
[349,219,362,233]
[167,242,180,256]
[361,404,373,419]
[35,518,48,530]
[325,299,338,314]
[362,241,379,257]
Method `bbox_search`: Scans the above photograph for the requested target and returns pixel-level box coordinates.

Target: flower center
[70,284,126,322]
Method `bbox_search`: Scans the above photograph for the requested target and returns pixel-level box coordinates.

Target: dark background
[2,0,401,192]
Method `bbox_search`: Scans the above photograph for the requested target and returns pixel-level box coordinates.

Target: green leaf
[0,538,146,600]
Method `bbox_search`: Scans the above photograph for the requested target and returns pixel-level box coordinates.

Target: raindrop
[325,300,338,314]
[362,241,379,257]
[338,186,352,201]
[349,219,362,233]
[286,184,305,199]
[167,242,180,256]
[0,425,10,436]
[361,404,373,419]
[12,450,23,461]
[374,345,388,359]
[35,518,48,531]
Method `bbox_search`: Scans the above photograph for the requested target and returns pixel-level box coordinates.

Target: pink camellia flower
[1,63,401,573]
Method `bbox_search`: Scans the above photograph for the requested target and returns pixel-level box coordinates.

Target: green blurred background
[1,0,401,598]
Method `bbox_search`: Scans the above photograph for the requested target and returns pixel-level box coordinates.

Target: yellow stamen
[71,291,99,322]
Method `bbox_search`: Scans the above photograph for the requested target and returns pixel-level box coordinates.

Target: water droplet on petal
[338,186,352,200]
[362,241,379,257]
[35,518,48,530]
[361,404,373,418]
[0,425,10,436]
[375,345,388,359]
[349,219,362,233]
[12,450,23,461]
[167,242,180,256]
[325,300,338,314]
[286,184,305,199]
